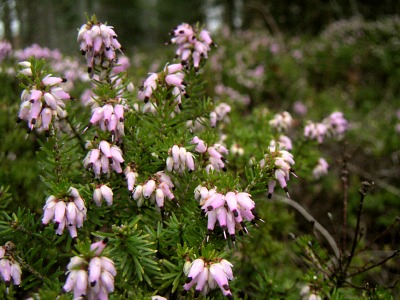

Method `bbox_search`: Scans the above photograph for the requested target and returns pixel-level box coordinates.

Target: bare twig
[345,181,373,271]
[348,250,398,278]
[355,216,400,255]
[341,152,349,254]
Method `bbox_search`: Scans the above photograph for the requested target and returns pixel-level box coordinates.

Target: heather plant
[0,14,398,300]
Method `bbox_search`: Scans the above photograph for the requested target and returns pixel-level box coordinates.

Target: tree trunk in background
[1,0,13,44]
[222,0,235,29]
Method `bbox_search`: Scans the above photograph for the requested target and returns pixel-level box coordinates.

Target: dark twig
[355,216,400,255]
[348,250,398,278]
[341,151,349,255]
[345,181,374,271]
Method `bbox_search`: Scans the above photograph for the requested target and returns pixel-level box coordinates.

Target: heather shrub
[0,14,398,300]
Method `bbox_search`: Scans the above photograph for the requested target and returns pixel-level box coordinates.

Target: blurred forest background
[1,0,400,54]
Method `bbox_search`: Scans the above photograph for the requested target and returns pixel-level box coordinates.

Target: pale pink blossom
[78,20,122,77]
[183,258,234,299]
[63,241,116,300]
[169,23,214,71]
[42,188,87,238]
[0,242,22,286]
[261,145,296,198]
[312,158,329,179]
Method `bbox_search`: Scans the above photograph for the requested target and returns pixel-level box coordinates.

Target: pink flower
[42,188,87,238]
[269,111,293,132]
[183,258,234,299]
[312,158,329,179]
[84,142,124,177]
[78,20,122,76]
[93,184,114,206]
[293,101,308,116]
[0,243,22,286]
[169,23,214,71]
[166,145,196,174]
[17,68,70,135]
[261,146,296,198]
[132,172,177,210]
[304,112,348,143]
[195,186,261,242]
[64,241,116,300]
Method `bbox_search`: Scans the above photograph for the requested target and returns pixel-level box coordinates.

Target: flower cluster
[0,40,12,62]
[304,111,348,143]
[210,103,231,128]
[312,158,329,179]
[195,186,262,241]
[17,62,71,135]
[269,111,293,132]
[260,145,296,198]
[269,134,293,151]
[83,141,124,177]
[42,187,87,238]
[166,145,195,174]
[0,242,21,287]
[182,258,234,299]
[93,184,114,206]
[15,44,62,61]
[84,99,127,142]
[169,23,213,70]
[138,63,188,112]
[77,19,122,76]
[191,137,229,172]
[133,172,176,209]
[63,240,116,299]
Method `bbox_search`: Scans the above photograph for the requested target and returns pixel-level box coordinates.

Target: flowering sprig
[63,240,116,299]
[182,257,234,299]
[260,145,296,198]
[83,140,125,177]
[210,102,231,128]
[0,242,22,287]
[83,98,128,142]
[269,111,293,132]
[191,136,229,172]
[16,60,71,136]
[169,23,214,71]
[304,111,349,143]
[138,63,188,113]
[312,158,329,179]
[194,185,262,242]
[269,134,293,151]
[77,15,122,77]
[42,187,87,238]
[132,171,177,210]
[166,145,195,174]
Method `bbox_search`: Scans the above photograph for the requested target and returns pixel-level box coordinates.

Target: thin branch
[345,182,373,271]
[341,152,349,254]
[348,250,398,278]
[273,195,340,259]
[355,216,400,255]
